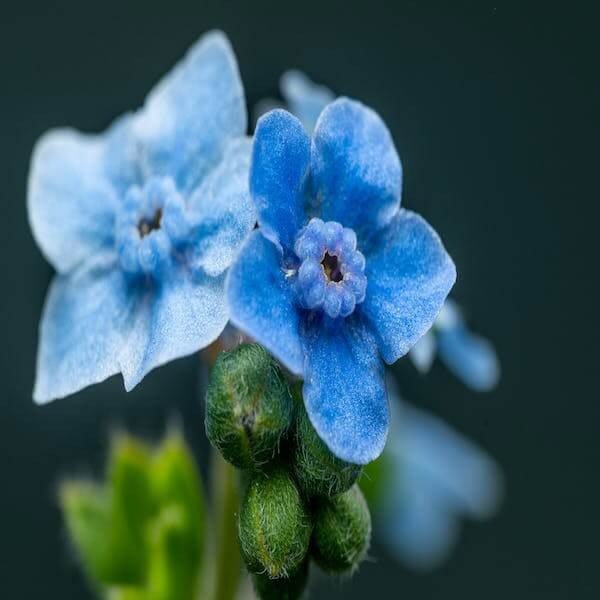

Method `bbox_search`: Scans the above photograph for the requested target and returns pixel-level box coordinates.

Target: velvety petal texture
[29,30,252,403]
[302,316,388,464]
[250,110,310,253]
[231,90,455,463]
[133,31,246,194]
[120,268,229,390]
[187,137,255,277]
[28,129,119,274]
[227,232,304,375]
[311,98,402,241]
[34,256,136,403]
[362,209,456,364]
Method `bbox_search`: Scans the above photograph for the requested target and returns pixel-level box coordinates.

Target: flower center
[294,218,367,319]
[321,252,343,283]
[138,208,163,237]
[116,177,190,278]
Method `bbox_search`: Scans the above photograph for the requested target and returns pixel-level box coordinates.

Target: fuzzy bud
[291,390,362,497]
[205,343,293,469]
[311,485,371,574]
[239,468,311,578]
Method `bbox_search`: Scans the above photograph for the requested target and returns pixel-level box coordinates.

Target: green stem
[210,449,242,600]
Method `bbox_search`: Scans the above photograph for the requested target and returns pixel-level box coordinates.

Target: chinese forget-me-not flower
[409,298,500,391]
[373,383,503,570]
[269,73,500,393]
[28,31,255,403]
[227,99,456,465]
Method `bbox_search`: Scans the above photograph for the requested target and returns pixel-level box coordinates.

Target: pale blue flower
[227,99,456,464]
[378,383,503,570]
[28,31,255,403]
[409,298,500,391]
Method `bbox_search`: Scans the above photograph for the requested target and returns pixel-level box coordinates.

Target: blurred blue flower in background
[28,31,255,403]
[228,99,456,464]
[409,298,500,391]
[376,382,503,570]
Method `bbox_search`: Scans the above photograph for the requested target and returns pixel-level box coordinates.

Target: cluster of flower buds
[205,343,372,599]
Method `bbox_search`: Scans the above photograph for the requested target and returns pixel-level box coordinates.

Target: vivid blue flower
[377,383,503,570]
[227,100,456,464]
[409,298,500,391]
[28,31,255,404]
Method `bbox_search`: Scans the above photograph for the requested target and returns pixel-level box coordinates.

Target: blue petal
[280,70,335,134]
[382,473,460,571]
[397,402,503,519]
[302,316,388,464]
[437,327,500,391]
[251,109,311,253]
[133,31,246,195]
[311,98,402,240]
[187,137,255,277]
[33,255,137,403]
[408,330,437,373]
[227,231,304,375]
[120,265,229,390]
[28,129,119,274]
[362,209,456,364]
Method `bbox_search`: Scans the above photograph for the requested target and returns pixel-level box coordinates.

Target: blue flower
[409,298,500,391]
[377,384,503,570]
[227,100,456,464]
[28,31,255,404]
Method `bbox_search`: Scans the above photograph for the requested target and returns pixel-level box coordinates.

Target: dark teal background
[1,1,597,598]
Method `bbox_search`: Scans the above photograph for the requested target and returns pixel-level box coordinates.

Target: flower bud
[252,560,309,600]
[291,391,362,497]
[239,468,311,578]
[311,485,371,574]
[205,343,293,469]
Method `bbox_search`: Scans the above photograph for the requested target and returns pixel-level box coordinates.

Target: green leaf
[150,432,205,569]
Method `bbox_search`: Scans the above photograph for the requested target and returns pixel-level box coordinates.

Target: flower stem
[210,449,242,600]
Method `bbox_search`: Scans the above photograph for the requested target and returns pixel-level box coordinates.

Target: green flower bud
[359,453,392,509]
[252,560,309,600]
[291,391,362,497]
[205,343,293,469]
[239,468,311,578]
[311,485,371,574]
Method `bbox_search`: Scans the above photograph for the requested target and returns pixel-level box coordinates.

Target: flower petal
[382,475,460,571]
[227,231,304,375]
[408,330,437,373]
[396,402,504,519]
[187,137,255,277]
[120,266,229,390]
[362,209,456,364]
[251,109,311,253]
[311,98,402,241]
[133,31,246,195]
[27,129,119,274]
[302,316,388,464]
[437,327,500,391]
[280,70,335,134]
[33,255,137,404]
